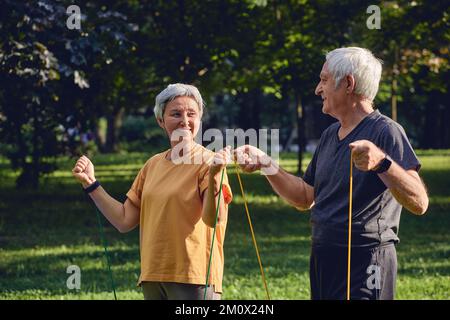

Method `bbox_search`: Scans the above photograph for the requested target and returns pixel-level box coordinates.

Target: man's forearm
[265,165,313,210]
[378,161,428,215]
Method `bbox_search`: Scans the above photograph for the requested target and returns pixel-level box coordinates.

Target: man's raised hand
[349,140,386,172]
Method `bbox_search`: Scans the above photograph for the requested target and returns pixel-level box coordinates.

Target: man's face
[314,62,347,117]
[157,96,201,143]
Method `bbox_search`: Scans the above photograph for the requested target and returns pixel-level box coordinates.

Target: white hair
[153,83,204,119]
[325,47,382,101]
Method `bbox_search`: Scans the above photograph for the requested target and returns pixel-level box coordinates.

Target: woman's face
[157,96,202,146]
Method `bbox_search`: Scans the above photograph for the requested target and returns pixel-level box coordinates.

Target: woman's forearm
[202,174,224,227]
[88,186,127,231]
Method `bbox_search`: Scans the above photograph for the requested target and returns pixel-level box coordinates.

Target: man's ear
[346,74,356,94]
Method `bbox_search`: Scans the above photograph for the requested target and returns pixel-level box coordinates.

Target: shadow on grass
[1,151,449,299]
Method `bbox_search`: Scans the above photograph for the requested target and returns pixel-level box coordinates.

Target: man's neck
[335,100,374,140]
[339,100,374,130]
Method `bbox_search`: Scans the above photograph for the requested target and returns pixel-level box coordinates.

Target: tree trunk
[295,93,305,176]
[391,78,397,122]
[443,100,450,148]
[237,92,260,130]
[93,117,106,153]
[391,46,399,122]
[104,107,125,153]
[17,103,40,189]
[281,84,293,150]
[251,89,261,130]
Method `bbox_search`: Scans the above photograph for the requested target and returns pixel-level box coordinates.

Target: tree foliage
[0,0,448,187]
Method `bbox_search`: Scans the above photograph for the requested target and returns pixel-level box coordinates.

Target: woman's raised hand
[72,155,96,187]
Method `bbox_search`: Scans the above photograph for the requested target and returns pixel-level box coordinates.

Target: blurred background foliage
[0,0,448,188]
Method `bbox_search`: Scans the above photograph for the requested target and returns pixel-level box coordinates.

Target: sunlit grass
[0,150,449,300]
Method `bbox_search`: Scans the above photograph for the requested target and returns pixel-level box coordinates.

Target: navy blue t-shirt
[303,110,421,247]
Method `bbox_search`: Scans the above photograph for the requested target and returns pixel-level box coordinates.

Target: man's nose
[314,83,322,96]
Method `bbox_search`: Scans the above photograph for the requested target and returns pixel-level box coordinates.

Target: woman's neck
[166,139,195,160]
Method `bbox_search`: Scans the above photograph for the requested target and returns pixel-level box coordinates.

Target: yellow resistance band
[347,152,354,300]
[233,161,271,300]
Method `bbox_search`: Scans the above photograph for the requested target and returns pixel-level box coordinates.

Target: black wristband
[373,155,393,174]
[83,180,100,194]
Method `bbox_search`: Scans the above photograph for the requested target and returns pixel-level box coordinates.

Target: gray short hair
[325,47,382,101]
[153,83,204,119]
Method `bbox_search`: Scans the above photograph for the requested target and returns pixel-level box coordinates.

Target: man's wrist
[260,154,272,168]
[372,154,393,174]
[372,155,385,171]
[261,156,279,175]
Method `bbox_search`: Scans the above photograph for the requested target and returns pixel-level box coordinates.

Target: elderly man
[234,47,428,300]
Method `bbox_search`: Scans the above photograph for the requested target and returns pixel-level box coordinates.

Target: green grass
[0,151,449,300]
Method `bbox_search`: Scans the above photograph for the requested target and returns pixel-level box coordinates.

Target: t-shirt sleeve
[303,135,324,187]
[199,166,233,205]
[303,150,317,187]
[378,122,421,172]
[126,165,147,209]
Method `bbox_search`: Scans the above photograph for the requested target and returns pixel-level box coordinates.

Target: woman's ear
[346,75,356,94]
[156,117,164,129]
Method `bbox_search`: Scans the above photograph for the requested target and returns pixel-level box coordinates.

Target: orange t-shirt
[126,143,232,292]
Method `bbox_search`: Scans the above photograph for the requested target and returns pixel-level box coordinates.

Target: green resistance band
[203,169,225,300]
[95,208,118,300]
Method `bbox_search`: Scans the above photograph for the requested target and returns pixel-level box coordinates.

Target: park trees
[0,0,136,187]
[352,0,449,147]
[0,0,448,188]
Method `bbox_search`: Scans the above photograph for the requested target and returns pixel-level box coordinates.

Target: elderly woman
[72,83,233,300]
